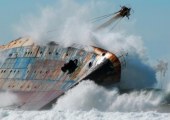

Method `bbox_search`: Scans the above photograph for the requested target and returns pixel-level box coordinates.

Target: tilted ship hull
[0,37,122,110]
[0,6,132,110]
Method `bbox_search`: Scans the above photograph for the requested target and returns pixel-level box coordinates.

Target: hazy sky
[0,0,169,60]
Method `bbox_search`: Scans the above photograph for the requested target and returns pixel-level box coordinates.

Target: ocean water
[1,109,170,120]
[1,0,169,119]
[0,81,170,120]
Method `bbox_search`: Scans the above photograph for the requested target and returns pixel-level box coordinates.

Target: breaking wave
[0,91,19,108]
[1,109,170,120]
[54,80,163,112]
[0,0,168,119]
[0,81,170,120]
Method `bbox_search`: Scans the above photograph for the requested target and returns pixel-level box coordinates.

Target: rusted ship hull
[0,37,121,110]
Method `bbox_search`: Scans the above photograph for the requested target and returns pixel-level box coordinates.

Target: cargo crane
[94,6,131,30]
[0,6,131,110]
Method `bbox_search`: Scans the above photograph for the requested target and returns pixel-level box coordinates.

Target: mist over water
[15,0,158,89]
[54,81,163,112]
[93,32,157,89]
[0,91,19,108]
[0,0,168,119]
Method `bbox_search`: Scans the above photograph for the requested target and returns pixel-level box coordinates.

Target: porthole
[89,62,92,68]
[1,70,3,73]
[102,53,106,56]
[49,52,52,54]
[9,53,12,57]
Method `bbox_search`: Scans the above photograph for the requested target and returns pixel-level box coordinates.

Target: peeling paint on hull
[0,37,121,110]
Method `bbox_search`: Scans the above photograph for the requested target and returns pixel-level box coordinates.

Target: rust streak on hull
[0,37,122,110]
